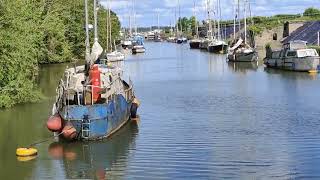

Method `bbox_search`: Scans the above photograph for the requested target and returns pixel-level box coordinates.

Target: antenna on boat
[85,0,91,72]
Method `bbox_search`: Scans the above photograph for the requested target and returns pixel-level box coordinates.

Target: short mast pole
[85,0,90,67]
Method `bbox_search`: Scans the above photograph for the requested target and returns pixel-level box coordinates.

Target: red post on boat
[89,65,101,103]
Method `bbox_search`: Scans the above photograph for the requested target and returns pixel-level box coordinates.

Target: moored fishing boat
[122,39,133,49]
[207,0,227,54]
[189,39,201,49]
[46,0,140,141]
[106,50,125,62]
[228,38,258,62]
[208,39,228,54]
[227,0,257,62]
[176,37,187,44]
[199,38,211,50]
[167,36,176,43]
[264,40,319,72]
[132,35,146,54]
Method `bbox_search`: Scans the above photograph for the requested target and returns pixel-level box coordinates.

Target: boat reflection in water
[264,68,319,80]
[227,61,259,74]
[48,121,139,179]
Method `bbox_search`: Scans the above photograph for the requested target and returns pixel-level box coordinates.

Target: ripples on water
[0,42,320,179]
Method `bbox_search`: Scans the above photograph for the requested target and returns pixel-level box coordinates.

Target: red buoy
[62,122,77,140]
[47,114,63,132]
[89,65,101,103]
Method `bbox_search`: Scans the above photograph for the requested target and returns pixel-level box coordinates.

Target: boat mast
[213,3,216,40]
[238,0,240,34]
[233,0,236,40]
[157,11,160,30]
[217,0,221,40]
[129,0,132,36]
[108,1,112,51]
[133,0,137,35]
[106,1,109,52]
[178,0,182,36]
[207,0,212,40]
[85,0,90,67]
[193,1,199,38]
[244,0,247,44]
[174,8,178,37]
[94,0,98,43]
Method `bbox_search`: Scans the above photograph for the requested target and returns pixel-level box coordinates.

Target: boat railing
[64,76,132,106]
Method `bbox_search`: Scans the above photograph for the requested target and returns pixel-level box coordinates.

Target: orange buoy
[47,114,63,132]
[62,122,77,140]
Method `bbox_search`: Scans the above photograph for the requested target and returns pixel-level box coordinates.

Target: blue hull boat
[48,64,140,141]
[60,94,134,140]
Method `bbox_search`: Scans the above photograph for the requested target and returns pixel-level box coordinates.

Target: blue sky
[100,0,320,27]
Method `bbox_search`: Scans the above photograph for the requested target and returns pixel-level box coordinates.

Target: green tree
[0,0,121,108]
[303,7,320,16]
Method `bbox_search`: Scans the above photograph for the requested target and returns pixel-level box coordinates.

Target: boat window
[297,49,318,57]
[286,51,297,57]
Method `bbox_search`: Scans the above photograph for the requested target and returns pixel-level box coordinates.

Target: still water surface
[0,42,320,179]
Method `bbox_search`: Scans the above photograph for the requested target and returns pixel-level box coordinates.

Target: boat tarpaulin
[90,42,103,65]
[230,38,243,51]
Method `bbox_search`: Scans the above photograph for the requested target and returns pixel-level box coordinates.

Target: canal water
[1,42,320,179]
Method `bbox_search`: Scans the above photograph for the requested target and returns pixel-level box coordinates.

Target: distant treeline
[158,7,320,37]
[0,0,120,108]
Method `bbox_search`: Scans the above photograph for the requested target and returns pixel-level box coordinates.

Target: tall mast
[218,0,222,40]
[174,8,178,37]
[207,0,212,39]
[133,0,137,34]
[216,0,221,40]
[244,0,247,44]
[127,0,131,37]
[212,0,216,39]
[108,1,112,51]
[85,0,90,66]
[106,1,109,51]
[178,0,182,35]
[193,1,199,38]
[93,0,98,42]
[238,0,240,34]
[248,0,253,25]
[233,0,236,40]
[157,11,160,30]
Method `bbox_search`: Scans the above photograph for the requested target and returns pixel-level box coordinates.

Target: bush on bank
[0,0,120,108]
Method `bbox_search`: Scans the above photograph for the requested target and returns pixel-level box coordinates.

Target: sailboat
[189,1,201,49]
[121,0,133,49]
[208,0,228,54]
[228,0,258,62]
[46,0,140,141]
[199,0,213,50]
[106,0,125,62]
[167,8,178,43]
[176,0,187,44]
[131,0,146,54]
